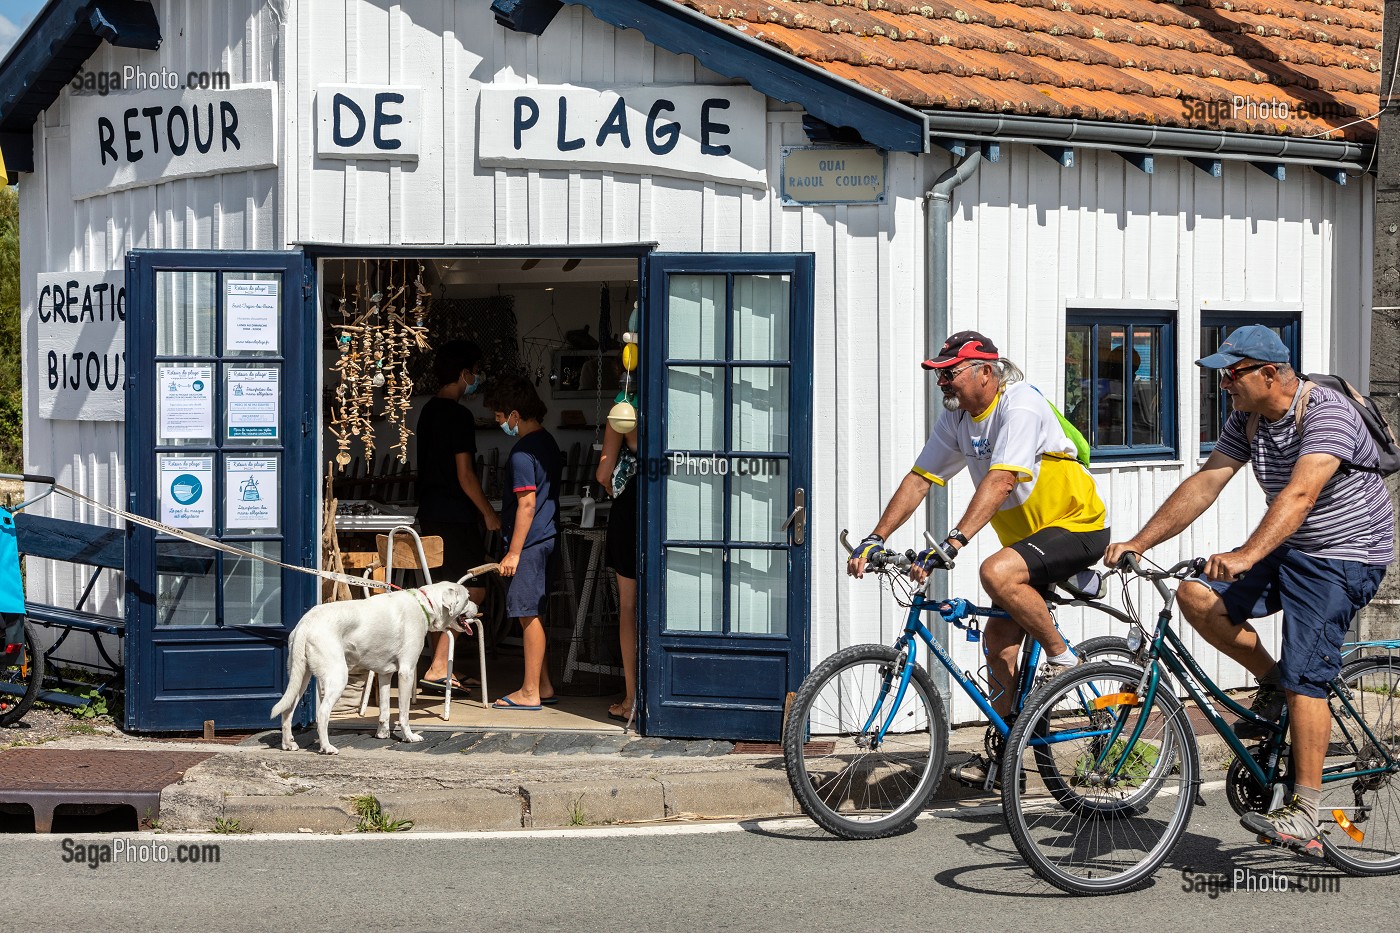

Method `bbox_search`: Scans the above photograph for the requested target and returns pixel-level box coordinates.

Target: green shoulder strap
[1031,386,1091,468]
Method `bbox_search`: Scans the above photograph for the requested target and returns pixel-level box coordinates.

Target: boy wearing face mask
[483,375,563,710]
[416,339,500,691]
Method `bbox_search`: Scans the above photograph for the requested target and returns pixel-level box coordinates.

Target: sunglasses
[936,363,979,385]
[1219,362,1269,383]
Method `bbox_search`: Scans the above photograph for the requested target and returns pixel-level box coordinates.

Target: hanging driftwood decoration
[327,259,431,469]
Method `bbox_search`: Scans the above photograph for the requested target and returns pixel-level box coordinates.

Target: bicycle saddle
[1051,569,1105,602]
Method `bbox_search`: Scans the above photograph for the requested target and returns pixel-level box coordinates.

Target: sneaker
[1240,795,1325,859]
[1036,653,1085,688]
[1232,684,1285,740]
[949,754,1027,792]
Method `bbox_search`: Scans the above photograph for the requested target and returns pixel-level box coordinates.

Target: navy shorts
[1199,547,1386,699]
[504,539,555,620]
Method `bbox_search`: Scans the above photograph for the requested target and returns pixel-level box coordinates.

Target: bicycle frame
[1059,581,1400,794]
[869,588,1134,747]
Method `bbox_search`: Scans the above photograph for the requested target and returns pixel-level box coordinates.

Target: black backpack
[1245,374,1400,477]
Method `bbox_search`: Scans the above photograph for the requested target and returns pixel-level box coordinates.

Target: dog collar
[408,589,434,626]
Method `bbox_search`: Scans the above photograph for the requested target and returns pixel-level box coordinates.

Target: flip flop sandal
[419,677,466,693]
[491,696,542,711]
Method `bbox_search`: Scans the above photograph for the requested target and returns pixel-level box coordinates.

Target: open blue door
[641,254,814,741]
[124,250,316,731]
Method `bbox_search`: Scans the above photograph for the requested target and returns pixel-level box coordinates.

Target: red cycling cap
[921,331,1000,370]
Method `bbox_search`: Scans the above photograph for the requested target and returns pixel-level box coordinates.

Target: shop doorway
[316,252,645,733]
[640,254,814,741]
[124,250,317,731]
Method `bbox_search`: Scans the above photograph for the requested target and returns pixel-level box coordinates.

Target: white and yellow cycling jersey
[911,382,1106,546]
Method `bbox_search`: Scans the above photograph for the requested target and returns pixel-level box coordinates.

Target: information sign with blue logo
[159,455,214,527]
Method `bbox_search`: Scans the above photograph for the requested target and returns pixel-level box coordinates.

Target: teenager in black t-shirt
[417,340,499,692]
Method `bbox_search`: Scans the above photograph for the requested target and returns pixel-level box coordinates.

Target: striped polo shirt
[1215,384,1395,564]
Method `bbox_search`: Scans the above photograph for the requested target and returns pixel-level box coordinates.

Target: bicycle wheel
[1039,639,1175,815]
[1321,656,1400,875]
[783,643,948,840]
[1074,634,1135,665]
[1001,660,1198,895]
[0,619,45,728]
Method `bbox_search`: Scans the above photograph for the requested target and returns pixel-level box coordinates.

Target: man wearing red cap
[848,331,1108,787]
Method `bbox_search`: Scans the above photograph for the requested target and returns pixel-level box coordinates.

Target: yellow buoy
[622,343,639,371]
[607,401,637,434]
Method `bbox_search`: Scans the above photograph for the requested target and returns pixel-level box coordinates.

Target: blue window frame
[1065,311,1176,461]
[1199,314,1300,454]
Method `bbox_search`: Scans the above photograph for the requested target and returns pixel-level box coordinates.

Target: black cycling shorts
[1009,526,1111,587]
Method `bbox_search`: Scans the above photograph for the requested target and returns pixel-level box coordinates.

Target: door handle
[780,488,806,545]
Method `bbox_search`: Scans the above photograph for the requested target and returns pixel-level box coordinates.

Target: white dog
[271,581,475,754]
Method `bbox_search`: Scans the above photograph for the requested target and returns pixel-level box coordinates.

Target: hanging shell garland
[327,260,431,470]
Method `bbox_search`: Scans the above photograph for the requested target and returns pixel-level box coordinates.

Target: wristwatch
[945,528,969,549]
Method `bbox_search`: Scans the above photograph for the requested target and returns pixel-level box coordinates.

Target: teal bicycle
[1000,554,1400,894]
[781,530,1139,839]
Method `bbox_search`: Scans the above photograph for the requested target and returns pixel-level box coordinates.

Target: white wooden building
[2,0,1378,733]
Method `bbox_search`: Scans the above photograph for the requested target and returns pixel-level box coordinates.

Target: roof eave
[562,0,929,153]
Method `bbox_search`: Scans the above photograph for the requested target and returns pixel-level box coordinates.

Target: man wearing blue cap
[1105,324,1394,859]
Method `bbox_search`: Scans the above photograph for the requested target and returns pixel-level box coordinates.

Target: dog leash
[42,482,397,591]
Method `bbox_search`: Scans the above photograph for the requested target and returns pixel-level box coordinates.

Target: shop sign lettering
[315,85,422,160]
[478,84,766,188]
[27,271,126,421]
[69,84,277,199]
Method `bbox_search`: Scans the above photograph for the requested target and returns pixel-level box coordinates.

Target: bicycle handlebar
[839,529,915,573]
[0,473,56,486]
[1116,553,1206,601]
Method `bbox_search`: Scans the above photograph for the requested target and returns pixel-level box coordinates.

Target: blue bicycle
[781,531,1138,839]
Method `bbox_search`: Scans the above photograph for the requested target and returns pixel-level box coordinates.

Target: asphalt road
[1,784,1391,933]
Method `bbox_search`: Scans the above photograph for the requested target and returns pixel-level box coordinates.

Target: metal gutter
[923,111,1371,171]
[921,149,982,643]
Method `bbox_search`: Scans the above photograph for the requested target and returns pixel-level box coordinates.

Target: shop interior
[317,255,641,733]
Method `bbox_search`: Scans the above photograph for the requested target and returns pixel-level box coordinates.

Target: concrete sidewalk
[15,718,1234,835]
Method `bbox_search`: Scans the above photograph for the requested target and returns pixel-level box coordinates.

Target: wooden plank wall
[18,0,1373,710]
[20,0,281,648]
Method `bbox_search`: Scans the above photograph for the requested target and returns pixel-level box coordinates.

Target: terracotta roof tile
[677,0,1381,141]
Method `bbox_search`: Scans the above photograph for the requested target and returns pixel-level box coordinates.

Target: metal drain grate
[731,741,834,756]
[0,749,213,832]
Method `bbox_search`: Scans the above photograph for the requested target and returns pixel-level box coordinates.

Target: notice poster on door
[158,366,213,441]
[160,456,214,527]
[225,280,279,352]
[225,457,278,529]
[227,368,279,438]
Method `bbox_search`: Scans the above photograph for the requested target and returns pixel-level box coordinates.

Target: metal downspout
[923,149,982,704]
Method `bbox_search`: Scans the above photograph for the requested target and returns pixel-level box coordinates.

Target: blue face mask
[464,373,484,395]
[501,415,519,437]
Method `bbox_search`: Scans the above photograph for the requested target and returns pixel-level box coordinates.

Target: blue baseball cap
[1195,325,1290,369]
